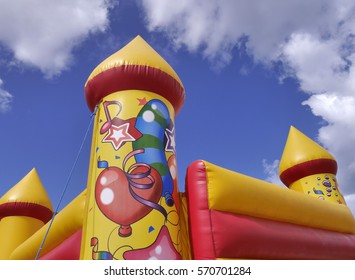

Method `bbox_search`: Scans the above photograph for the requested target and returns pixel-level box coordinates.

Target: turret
[81,36,185,259]
[0,168,53,259]
[279,126,346,204]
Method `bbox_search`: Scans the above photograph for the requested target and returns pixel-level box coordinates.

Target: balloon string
[123,148,168,219]
[122,149,145,170]
[128,185,168,219]
[91,237,113,260]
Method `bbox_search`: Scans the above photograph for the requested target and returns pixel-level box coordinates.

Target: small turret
[279,126,346,204]
[0,168,53,259]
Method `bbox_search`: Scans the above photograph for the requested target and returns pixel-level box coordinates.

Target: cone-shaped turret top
[85,35,185,114]
[279,126,337,187]
[0,168,53,223]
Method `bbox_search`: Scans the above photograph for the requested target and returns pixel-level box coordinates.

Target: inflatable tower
[80,36,185,260]
[279,126,346,204]
[0,169,53,259]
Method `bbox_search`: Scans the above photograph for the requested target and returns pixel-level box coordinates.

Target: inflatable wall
[0,36,354,260]
[186,160,355,259]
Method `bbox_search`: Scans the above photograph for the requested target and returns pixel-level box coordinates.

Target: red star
[102,123,136,150]
[137,97,148,106]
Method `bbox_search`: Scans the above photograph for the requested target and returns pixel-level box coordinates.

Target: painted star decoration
[137,97,148,106]
[102,118,142,150]
[165,127,176,154]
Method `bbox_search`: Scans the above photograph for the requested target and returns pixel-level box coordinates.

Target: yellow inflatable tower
[279,126,346,204]
[0,168,53,259]
[80,36,185,259]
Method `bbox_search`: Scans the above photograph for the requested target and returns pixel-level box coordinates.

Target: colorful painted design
[91,237,113,260]
[298,173,345,203]
[80,91,181,260]
[95,149,166,237]
[100,101,142,150]
[123,226,181,260]
[133,99,176,207]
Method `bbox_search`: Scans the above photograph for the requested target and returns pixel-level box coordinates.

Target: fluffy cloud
[0,0,113,77]
[281,32,355,199]
[140,0,355,200]
[262,159,283,187]
[345,193,355,217]
[141,1,349,64]
[0,78,13,113]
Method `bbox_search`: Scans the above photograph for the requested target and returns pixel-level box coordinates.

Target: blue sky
[0,1,354,215]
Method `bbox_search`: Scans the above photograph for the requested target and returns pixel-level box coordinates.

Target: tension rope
[35,105,98,260]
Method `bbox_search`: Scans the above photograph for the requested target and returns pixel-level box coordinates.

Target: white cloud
[280,33,349,94]
[282,32,355,197]
[141,1,349,64]
[262,159,284,187]
[345,193,355,216]
[0,0,114,77]
[0,78,13,113]
[140,0,355,198]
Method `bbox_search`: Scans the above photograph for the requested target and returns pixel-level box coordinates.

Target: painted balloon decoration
[95,149,165,237]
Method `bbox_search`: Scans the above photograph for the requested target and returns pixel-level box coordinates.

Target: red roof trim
[280,158,337,187]
[85,65,185,114]
[0,202,53,223]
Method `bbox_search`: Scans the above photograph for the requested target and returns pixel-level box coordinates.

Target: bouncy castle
[1,36,355,260]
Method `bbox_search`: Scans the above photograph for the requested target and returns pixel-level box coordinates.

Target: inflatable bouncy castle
[1,36,355,260]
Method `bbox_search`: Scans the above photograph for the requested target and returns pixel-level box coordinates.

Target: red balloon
[95,165,162,237]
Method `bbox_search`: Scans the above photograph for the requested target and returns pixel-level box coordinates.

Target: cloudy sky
[0,0,354,215]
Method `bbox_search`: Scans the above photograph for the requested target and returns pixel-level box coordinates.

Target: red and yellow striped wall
[186,160,355,260]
